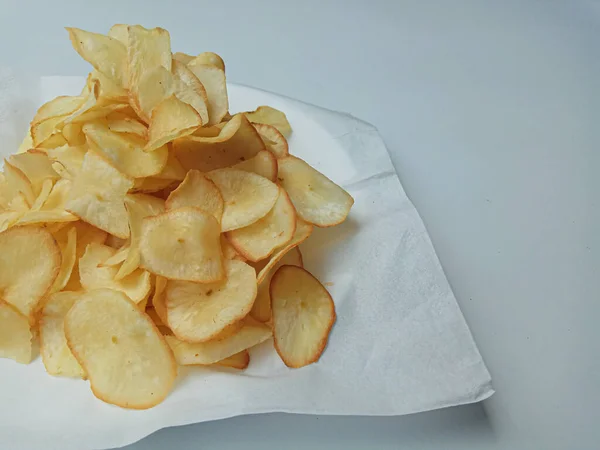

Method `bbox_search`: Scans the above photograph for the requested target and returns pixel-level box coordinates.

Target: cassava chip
[64,288,177,409]
[215,350,250,370]
[227,188,296,261]
[165,318,270,365]
[127,25,172,92]
[271,265,336,368]
[221,234,244,261]
[139,207,223,282]
[206,168,279,232]
[40,291,85,377]
[0,226,61,319]
[80,243,152,304]
[0,300,32,364]
[151,275,169,326]
[66,150,134,238]
[172,59,209,124]
[232,149,277,181]
[277,155,354,227]
[244,105,292,137]
[146,95,201,152]
[250,247,303,322]
[165,170,223,222]
[165,260,256,342]
[253,123,289,158]
[50,226,77,293]
[32,95,83,125]
[189,52,225,71]
[186,60,228,125]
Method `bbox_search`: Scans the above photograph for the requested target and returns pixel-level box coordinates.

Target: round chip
[165,260,257,342]
[232,149,278,181]
[0,299,33,364]
[253,123,289,158]
[215,350,250,370]
[0,226,61,319]
[244,105,292,137]
[227,188,296,262]
[165,170,224,223]
[206,169,279,232]
[139,207,224,283]
[270,265,336,368]
[49,225,77,293]
[64,289,177,409]
[277,155,354,227]
[186,62,228,125]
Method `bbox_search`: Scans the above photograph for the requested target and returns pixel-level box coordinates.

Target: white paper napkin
[0,73,493,450]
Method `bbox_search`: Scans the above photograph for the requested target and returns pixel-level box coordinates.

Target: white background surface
[0,1,597,449]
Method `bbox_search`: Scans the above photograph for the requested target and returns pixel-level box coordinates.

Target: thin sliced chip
[0,300,32,364]
[3,162,35,205]
[277,155,354,227]
[107,24,128,45]
[17,179,78,226]
[165,170,223,222]
[271,265,336,368]
[165,317,270,365]
[165,261,257,342]
[153,151,186,181]
[151,275,169,326]
[79,243,152,304]
[253,123,289,158]
[17,129,33,154]
[90,69,128,102]
[139,207,223,282]
[100,245,129,266]
[46,145,86,179]
[250,247,303,322]
[66,150,134,238]
[244,105,292,137]
[65,288,177,409]
[62,123,86,146]
[257,219,313,284]
[220,234,244,261]
[0,211,22,233]
[172,51,194,65]
[130,65,173,121]
[107,116,147,137]
[31,115,66,147]
[206,168,279,232]
[63,221,108,291]
[50,226,77,293]
[173,114,265,172]
[0,226,61,319]
[117,194,165,279]
[146,95,201,152]
[227,188,296,262]
[232,149,277,181]
[32,95,83,125]
[127,25,172,91]
[186,61,228,125]
[132,177,176,193]
[83,121,168,178]
[67,28,126,87]
[8,150,59,195]
[215,350,249,370]
[40,291,85,377]
[172,59,209,124]
[30,178,54,211]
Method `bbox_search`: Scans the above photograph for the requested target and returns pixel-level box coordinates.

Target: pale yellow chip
[220,235,245,261]
[151,275,169,326]
[172,51,194,65]
[130,65,173,121]
[117,194,165,279]
[173,114,265,172]
[90,69,129,103]
[17,129,33,154]
[17,178,78,226]
[3,162,35,205]
[64,288,177,409]
[165,318,270,365]
[46,145,87,179]
[188,52,225,71]
[79,243,152,304]
[132,177,176,194]
[256,219,313,284]
[0,211,22,233]
[7,150,59,195]
[186,61,228,125]
[172,59,209,125]
[30,178,54,211]
[62,221,108,291]
[40,291,86,377]
[253,123,289,158]
[32,95,83,126]
[107,24,128,45]
[244,105,292,137]
[206,168,279,232]
[67,28,127,87]
[0,226,61,320]
[250,247,303,322]
[62,123,86,146]
[165,260,257,342]
[31,115,66,148]
[277,155,354,227]
[0,300,32,364]
[107,116,147,137]
[232,149,278,181]
[165,170,223,222]
[66,150,134,238]
[215,350,250,370]
[152,152,187,181]
[139,207,224,282]
[100,245,129,266]
[146,95,202,152]
[50,226,77,293]
[83,121,168,178]
[227,188,296,262]
[271,265,336,368]
[127,25,172,92]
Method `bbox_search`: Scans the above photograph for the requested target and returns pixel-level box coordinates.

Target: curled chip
[165,170,223,222]
[49,226,77,293]
[250,246,303,323]
[215,350,250,370]
[277,155,354,227]
[40,291,85,377]
[271,265,336,368]
[65,289,177,409]
[227,188,296,262]
[0,226,61,319]
[253,123,289,158]
[66,150,134,238]
[139,207,224,283]
[172,59,209,125]
[165,317,270,365]
[0,300,33,364]
[166,260,256,342]
[127,25,172,97]
[187,60,228,125]
[232,149,278,181]
[206,168,279,232]
[244,105,292,137]
[146,95,202,152]
[80,243,152,304]
[188,52,225,71]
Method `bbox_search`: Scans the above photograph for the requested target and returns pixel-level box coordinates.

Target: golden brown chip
[165,170,223,222]
[277,155,354,227]
[244,105,292,137]
[146,95,202,152]
[165,260,256,342]
[232,149,278,181]
[40,291,86,377]
[65,288,177,409]
[271,265,336,368]
[0,300,33,364]
[139,207,224,282]
[186,61,228,125]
